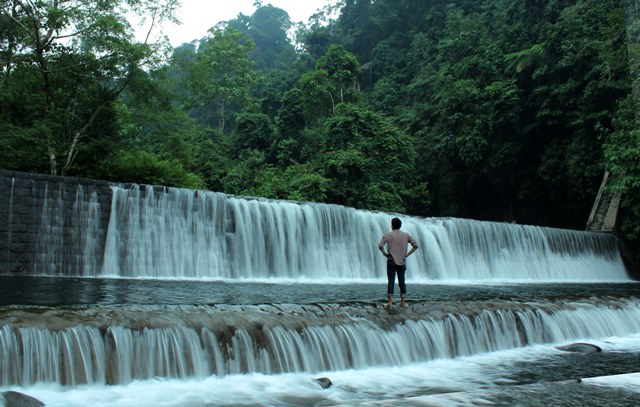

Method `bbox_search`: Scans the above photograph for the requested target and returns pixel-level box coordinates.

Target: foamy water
[7,334,640,407]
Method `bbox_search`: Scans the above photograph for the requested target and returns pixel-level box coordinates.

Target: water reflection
[1,276,639,306]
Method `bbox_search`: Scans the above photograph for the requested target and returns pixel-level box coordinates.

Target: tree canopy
[0,0,179,176]
[2,0,639,253]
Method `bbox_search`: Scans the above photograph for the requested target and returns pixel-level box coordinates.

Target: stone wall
[0,170,113,274]
[1,169,636,279]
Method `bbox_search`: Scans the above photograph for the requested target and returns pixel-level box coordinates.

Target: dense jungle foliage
[1,0,639,258]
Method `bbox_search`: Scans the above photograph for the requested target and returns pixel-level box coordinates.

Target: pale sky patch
[153,0,336,46]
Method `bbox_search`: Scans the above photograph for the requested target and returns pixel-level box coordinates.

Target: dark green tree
[232,112,275,154]
[227,4,296,70]
[605,95,640,240]
[320,103,418,212]
[187,26,259,132]
[0,0,179,175]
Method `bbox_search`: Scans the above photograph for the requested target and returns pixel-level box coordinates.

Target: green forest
[1,0,639,253]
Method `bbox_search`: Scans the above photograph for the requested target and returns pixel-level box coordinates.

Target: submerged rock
[1,391,45,407]
[314,377,333,389]
[556,342,602,353]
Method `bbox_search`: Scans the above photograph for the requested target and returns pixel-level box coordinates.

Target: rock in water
[556,342,602,353]
[1,391,45,407]
[314,377,333,389]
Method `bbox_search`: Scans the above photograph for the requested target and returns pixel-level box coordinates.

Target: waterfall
[94,184,627,281]
[2,300,640,386]
[33,183,103,276]
[3,173,637,406]
[5,178,625,280]
[6,178,15,262]
[34,182,64,275]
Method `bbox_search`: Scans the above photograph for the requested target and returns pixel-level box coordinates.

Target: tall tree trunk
[219,96,227,133]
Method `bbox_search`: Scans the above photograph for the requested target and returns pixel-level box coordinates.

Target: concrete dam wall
[0,169,630,281]
[0,170,111,274]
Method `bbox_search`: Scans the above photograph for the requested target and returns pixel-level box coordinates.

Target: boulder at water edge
[1,391,45,407]
[556,342,602,353]
[314,377,333,389]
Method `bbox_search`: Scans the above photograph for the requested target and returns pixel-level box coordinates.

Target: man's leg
[397,265,407,306]
[386,262,396,307]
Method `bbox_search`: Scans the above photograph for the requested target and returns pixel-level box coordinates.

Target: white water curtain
[30,183,628,281]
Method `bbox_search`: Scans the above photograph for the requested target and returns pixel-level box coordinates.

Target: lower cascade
[1,298,639,386]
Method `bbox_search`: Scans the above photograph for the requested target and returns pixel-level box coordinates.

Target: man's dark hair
[391,217,402,230]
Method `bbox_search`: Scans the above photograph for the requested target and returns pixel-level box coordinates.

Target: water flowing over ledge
[28,183,629,281]
[2,298,640,386]
[3,173,638,406]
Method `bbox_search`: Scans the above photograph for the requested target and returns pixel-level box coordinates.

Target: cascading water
[1,174,639,406]
[2,299,640,386]
[31,182,104,276]
[6,178,14,262]
[34,182,64,275]
[93,184,628,280]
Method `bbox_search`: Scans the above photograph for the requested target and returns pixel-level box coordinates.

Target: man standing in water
[378,217,419,309]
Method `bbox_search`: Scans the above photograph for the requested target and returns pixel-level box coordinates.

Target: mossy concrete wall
[0,170,113,274]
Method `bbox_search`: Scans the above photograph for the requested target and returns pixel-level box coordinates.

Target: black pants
[387,262,407,296]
